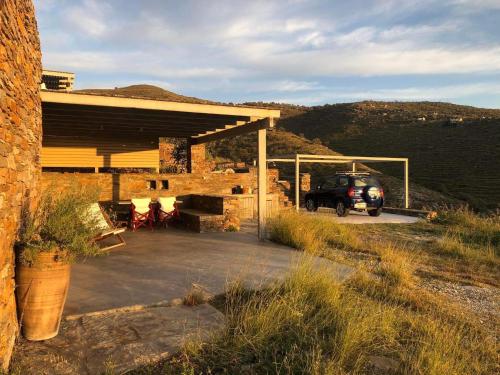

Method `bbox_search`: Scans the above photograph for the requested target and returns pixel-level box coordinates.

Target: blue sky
[34,0,500,108]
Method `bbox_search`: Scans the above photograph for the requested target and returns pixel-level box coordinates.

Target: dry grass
[267,211,364,256]
[432,208,499,264]
[110,209,500,374]
[131,260,496,375]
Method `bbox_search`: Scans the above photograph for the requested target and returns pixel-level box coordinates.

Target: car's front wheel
[368,208,382,217]
[305,198,317,212]
[336,201,349,217]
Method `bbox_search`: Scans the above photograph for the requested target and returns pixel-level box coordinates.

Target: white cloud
[36,0,500,107]
[65,0,111,37]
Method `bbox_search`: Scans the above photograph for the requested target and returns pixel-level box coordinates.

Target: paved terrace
[65,223,354,316]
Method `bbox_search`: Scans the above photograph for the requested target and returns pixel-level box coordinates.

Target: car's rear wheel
[336,201,349,217]
[368,208,382,217]
[305,198,317,212]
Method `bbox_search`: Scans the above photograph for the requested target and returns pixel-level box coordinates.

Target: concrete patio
[65,223,353,316]
[13,225,354,374]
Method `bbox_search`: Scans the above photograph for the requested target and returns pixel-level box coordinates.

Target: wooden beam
[258,127,267,240]
[295,154,300,212]
[190,117,274,145]
[41,91,280,118]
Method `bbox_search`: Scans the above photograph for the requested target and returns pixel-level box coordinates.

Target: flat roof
[41,91,279,142]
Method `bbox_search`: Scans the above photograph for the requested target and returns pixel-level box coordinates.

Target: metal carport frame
[267,154,409,210]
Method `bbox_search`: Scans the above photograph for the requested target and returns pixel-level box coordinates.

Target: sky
[34,0,500,108]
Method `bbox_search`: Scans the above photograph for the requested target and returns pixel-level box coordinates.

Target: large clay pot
[15,250,71,341]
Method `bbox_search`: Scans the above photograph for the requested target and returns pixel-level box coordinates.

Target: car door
[334,176,349,205]
[319,179,337,207]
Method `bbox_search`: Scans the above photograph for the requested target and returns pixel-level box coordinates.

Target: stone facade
[41,168,285,203]
[0,0,42,369]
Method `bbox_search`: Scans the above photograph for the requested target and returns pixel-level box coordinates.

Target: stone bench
[178,208,225,233]
[177,194,240,233]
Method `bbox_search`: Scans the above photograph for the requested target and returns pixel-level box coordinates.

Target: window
[338,176,349,187]
[322,180,336,190]
[147,180,157,190]
[354,177,380,187]
[161,180,169,190]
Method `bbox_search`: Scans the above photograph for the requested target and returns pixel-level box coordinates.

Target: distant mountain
[77,85,495,210]
[75,84,215,104]
[209,128,458,209]
[267,101,500,211]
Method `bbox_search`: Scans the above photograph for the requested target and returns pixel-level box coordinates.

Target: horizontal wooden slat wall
[42,137,159,169]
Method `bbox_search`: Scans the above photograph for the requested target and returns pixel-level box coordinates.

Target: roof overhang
[41,91,279,143]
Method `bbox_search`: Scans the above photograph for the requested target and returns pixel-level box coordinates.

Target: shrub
[17,185,101,264]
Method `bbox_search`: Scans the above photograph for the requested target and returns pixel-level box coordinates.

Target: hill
[209,128,458,209]
[75,85,483,209]
[75,84,216,104]
[271,101,500,210]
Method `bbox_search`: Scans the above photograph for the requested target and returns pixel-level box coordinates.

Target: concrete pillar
[258,127,267,240]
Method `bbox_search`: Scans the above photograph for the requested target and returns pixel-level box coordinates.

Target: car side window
[322,180,336,190]
[338,176,349,187]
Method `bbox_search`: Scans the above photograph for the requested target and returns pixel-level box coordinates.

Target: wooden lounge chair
[89,203,126,252]
[157,196,179,228]
[130,198,154,231]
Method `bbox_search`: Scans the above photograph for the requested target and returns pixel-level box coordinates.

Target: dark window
[322,180,336,190]
[161,180,169,190]
[353,177,380,187]
[147,180,157,190]
[338,176,349,187]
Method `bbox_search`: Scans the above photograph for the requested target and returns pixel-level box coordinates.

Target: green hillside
[269,101,500,211]
[209,129,458,209]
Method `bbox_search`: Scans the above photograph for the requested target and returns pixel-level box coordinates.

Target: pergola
[268,154,410,209]
[41,91,280,239]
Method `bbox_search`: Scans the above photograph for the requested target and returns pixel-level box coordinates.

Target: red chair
[130,198,154,231]
[157,197,179,228]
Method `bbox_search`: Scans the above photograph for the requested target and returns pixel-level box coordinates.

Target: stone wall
[0,0,42,369]
[41,168,284,202]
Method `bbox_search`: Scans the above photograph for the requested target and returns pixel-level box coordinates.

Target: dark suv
[304,172,384,217]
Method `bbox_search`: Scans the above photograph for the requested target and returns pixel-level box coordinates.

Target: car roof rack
[335,171,371,176]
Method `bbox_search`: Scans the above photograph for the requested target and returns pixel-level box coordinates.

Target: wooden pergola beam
[190,117,274,145]
[41,91,280,118]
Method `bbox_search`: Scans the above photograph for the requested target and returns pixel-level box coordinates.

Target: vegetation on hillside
[77,85,499,210]
[208,129,458,209]
[274,101,500,211]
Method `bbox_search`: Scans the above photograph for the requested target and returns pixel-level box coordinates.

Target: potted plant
[15,187,101,341]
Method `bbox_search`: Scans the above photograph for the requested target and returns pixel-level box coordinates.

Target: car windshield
[353,177,380,187]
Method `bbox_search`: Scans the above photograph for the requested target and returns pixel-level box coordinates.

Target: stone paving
[12,224,353,374]
[13,303,223,375]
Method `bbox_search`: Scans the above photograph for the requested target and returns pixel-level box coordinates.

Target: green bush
[17,185,102,265]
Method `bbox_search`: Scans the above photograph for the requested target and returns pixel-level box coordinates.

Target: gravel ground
[420,278,499,328]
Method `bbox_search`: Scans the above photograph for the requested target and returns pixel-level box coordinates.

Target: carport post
[258,126,267,240]
[352,162,356,172]
[295,154,300,212]
[404,159,409,209]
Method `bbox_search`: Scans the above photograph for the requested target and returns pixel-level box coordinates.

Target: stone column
[187,140,211,174]
[0,0,43,369]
